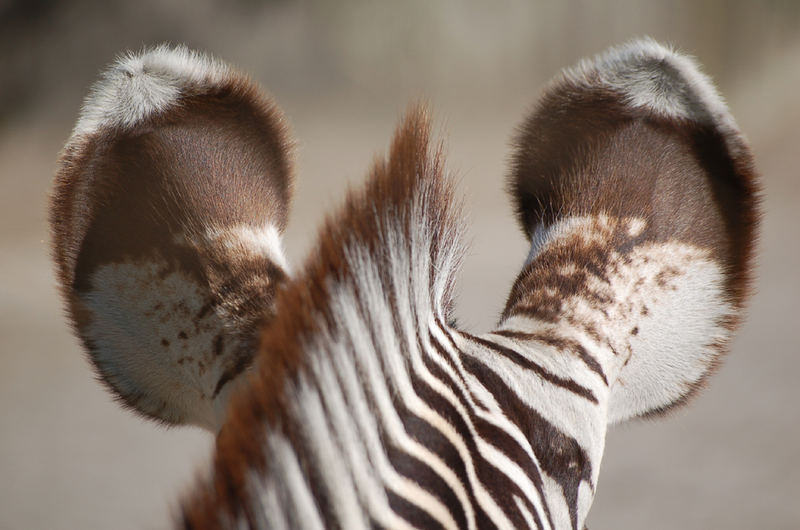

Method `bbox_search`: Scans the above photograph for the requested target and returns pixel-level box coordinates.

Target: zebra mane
[182,105,468,526]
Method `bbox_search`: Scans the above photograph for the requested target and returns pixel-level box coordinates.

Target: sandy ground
[1,6,799,528]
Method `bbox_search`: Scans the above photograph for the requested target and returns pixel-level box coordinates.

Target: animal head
[50,39,759,528]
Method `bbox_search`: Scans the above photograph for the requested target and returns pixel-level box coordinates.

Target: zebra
[50,38,759,529]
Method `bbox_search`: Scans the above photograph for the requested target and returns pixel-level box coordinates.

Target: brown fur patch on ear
[50,68,293,294]
[180,104,466,525]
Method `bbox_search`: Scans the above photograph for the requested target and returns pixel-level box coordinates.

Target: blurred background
[1,1,798,528]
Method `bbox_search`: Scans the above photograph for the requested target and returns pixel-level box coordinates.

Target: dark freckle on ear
[641,306,649,316]
[196,301,214,320]
[631,327,639,336]
[213,334,224,356]
[161,338,170,347]
[179,331,188,339]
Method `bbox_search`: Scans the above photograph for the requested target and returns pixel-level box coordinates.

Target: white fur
[306,351,418,530]
[288,373,370,529]
[607,248,732,422]
[84,258,234,430]
[525,217,587,265]
[511,215,736,424]
[514,495,538,530]
[430,324,553,525]
[246,194,578,527]
[564,37,745,154]
[73,44,233,137]
[206,224,291,273]
[331,278,478,529]
[323,252,549,526]
[258,436,325,530]
[525,223,550,264]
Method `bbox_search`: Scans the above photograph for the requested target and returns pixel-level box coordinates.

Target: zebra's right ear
[50,45,294,431]
[501,39,760,423]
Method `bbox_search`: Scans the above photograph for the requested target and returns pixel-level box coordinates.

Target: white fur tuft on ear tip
[73,44,234,137]
[565,37,740,134]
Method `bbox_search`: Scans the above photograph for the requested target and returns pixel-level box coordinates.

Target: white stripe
[485,332,607,400]
[459,332,606,466]
[292,376,370,529]
[257,478,288,530]
[266,434,325,530]
[412,331,554,528]
[429,323,552,529]
[455,333,603,527]
[355,237,518,529]
[515,495,538,529]
[332,281,461,530]
[310,343,416,530]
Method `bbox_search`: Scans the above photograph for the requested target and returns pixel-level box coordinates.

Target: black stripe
[461,354,593,530]
[385,426,469,529]
[491,329,608,386]
[402,315,538,528]
[430,334,556,529]
[350,287,478,529]
[428,325,490,412]
[402,363,532,529]
[425,333,551,526]
[462,332,598,404]
[385,487,446,530]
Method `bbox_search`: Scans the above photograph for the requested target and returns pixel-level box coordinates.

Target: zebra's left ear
[50,45,294,431]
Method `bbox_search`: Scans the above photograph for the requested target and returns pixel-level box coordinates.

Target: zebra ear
[502,38,760,423]
[50,45,293,431]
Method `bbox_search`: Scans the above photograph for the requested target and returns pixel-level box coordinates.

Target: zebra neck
[436,326,608,528]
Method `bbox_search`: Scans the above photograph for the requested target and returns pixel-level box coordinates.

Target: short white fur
[73,44,233,137]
